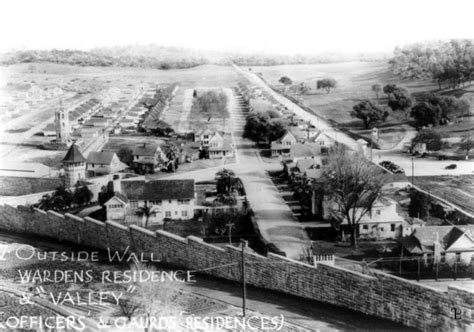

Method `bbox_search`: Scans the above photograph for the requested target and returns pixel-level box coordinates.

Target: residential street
[162,87,311,259]
[233,64,474,177]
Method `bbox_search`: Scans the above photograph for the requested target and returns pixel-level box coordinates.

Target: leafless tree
[322,145,385,248]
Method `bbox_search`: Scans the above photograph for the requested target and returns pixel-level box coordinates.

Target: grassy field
[251,61,474,143]
[414,175,474,215]
[1,63,243,90]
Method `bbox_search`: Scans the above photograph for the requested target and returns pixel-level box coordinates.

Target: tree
[387,87,412,114]
[410,102,441,127]
[322,146,385,249]
[316,78,337,93]
[383,84,397,96]
[135,201,155,228]
[243,112,270,143]
[215,169,243,196]
[371,84,381,99]
[163,143,180,172]
[459,136,474,160]
[197,90,228,122]
[117,147,133,165]
[73,185,93,206]
[267,120,287,141]
[412,128,442,151]
[279,76,293,86]
[418,93,471,120]
[351,100,389,129]
[98,181,115,206]
[293,179,313,217]
[408,189,429,219]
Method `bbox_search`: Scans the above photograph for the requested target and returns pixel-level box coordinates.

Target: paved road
[234,64,474,177]
[163,88,311,259]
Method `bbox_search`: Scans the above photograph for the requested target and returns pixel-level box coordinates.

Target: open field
[1,63,243,90]
[251,62,474,143]
[414,175,474,215]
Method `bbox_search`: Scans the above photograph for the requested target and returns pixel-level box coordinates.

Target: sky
[0,0,473,55]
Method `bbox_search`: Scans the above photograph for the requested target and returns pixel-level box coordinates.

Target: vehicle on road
[379,160,405,174]
[445,164,457,170]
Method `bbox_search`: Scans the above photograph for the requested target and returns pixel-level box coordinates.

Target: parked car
[379,161,405,174]
[445,164,457,170]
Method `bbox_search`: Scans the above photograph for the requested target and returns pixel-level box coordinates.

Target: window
[130,201,138,208]
[362,225,368,230]
[376,210,381,215]
[440,253,446,263]
[181,211,188,217]
[380,227,384,232]
[175,211,178,215]
[165,211,171,218]
[178,200,183,205]
[184,199,190,205]
[390,224,395,232]
[169,200,172,204]
[456,252,461,262]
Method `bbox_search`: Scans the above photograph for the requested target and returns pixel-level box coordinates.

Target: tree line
[389,39,474,90]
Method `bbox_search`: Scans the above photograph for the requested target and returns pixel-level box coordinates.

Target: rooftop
[62,144,86,163]
[121,179,195,201]
[87,151,116,165]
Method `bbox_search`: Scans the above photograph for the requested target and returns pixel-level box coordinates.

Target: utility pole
[226,222,234,245]
[241,239,247,317]
[411,157,414,185]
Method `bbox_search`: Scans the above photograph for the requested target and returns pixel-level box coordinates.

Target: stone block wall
[0,204,472,331]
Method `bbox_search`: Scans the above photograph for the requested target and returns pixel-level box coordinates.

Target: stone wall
[0,204,472,331]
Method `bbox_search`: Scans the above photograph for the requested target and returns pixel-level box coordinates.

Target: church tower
[55,99,70,143]
[62,143,86,187]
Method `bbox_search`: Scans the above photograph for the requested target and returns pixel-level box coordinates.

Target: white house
[105,179,196,226]
[86,151,128,176]
[271,131,297,157]
[328,196,409,240]
[208,132,234,159]
[132,143,165,173]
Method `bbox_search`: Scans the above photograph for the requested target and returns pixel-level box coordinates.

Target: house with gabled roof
[307,130,334,152]
[399,225,474,265]
[208,132,234,159]
[86,151,128,176]
[104,179,196,226]
[327,196,409,240]
[132,143,165,174]
[271,131,297,157]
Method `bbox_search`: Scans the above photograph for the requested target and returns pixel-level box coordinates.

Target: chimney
[112,174,121,193]
[433,232,441,262]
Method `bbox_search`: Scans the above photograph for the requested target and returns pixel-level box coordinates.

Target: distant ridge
[0,44,390,69]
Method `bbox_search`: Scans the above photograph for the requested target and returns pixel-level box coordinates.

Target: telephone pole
[226,222,234,245]
[241,239,247,317]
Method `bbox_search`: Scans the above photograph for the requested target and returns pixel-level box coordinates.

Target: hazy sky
[1,0,472,55]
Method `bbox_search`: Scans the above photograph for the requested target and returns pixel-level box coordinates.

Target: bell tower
[55,99,70,143]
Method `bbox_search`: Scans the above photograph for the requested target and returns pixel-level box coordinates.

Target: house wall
[128,199,194,223]
[359,222,404,239]
[0,204,471,332]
